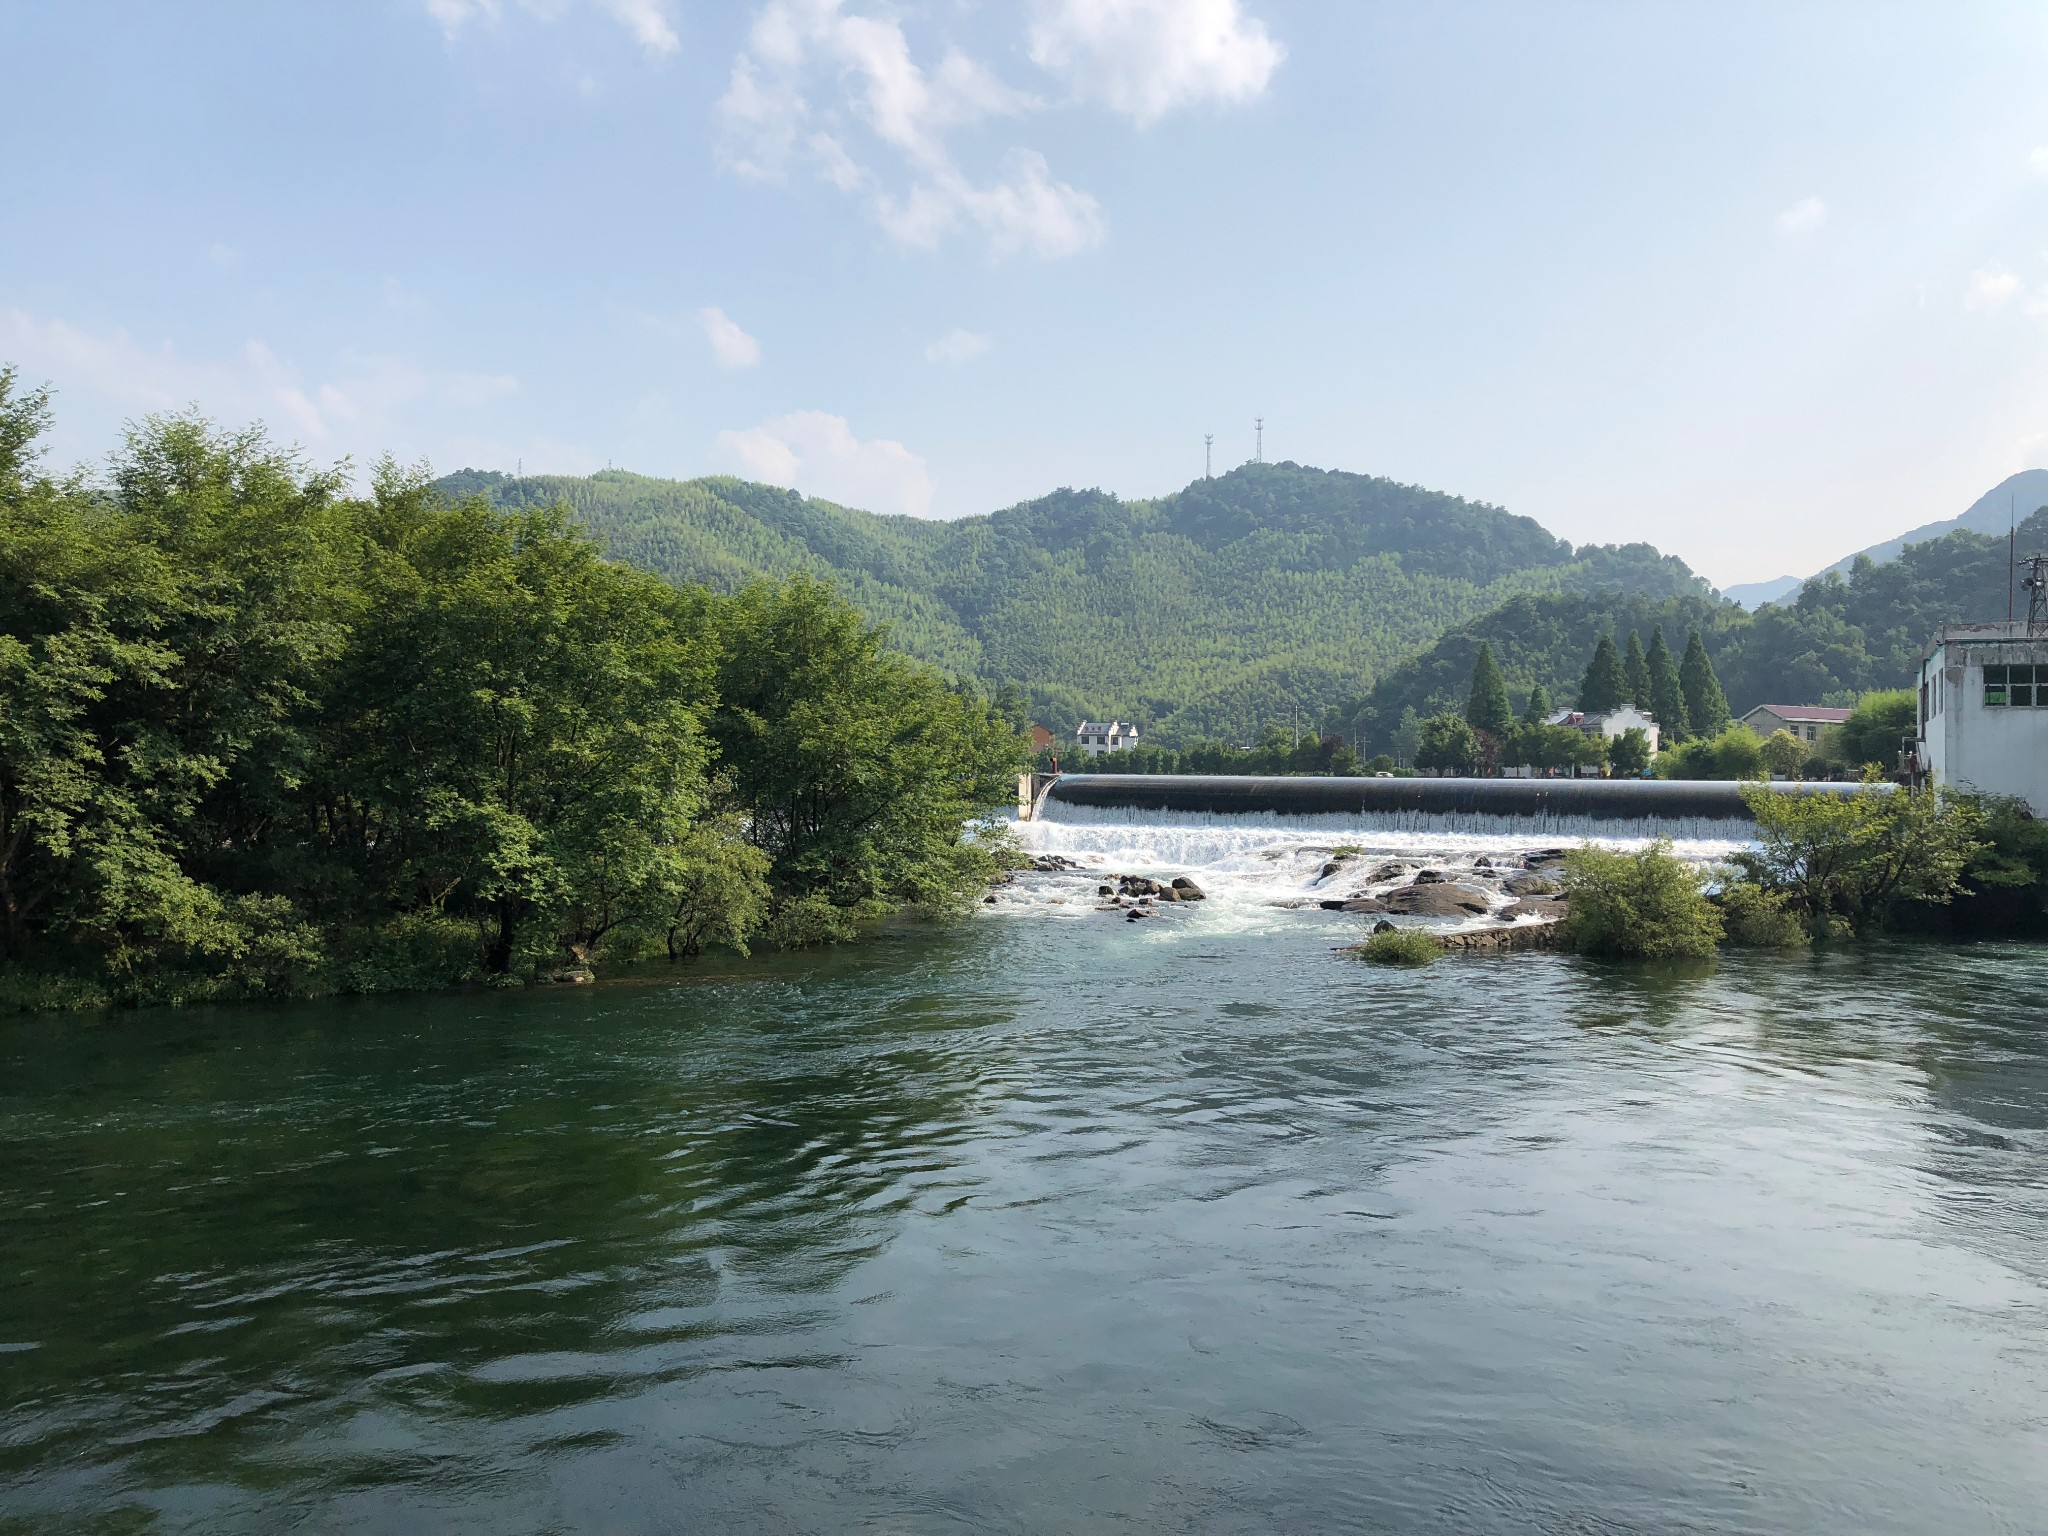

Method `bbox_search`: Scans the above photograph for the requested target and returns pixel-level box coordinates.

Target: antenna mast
[1254,417,1263,464]
[2011,495,2018,624]
[2025,554,2048,636]
[1204,434,1213,479]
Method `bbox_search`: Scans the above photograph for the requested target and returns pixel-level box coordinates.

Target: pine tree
[1679,629,1730,737]
[1577,634,1628,713]
[1646,626,1686,742]
[1522,681,1552,724]
[1465,642,1513,736]
[1624,630,1650,709]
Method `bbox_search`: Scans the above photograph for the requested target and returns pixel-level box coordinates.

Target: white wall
[1922,646,2048,812]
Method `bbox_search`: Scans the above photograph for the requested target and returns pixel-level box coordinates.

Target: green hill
[1345,504,2048,753]
[437,461,1710,745]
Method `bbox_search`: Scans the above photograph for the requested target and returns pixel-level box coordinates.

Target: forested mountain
[440,462,1710,746]
[1722,468,2048,608]
[1346,507,2048,754]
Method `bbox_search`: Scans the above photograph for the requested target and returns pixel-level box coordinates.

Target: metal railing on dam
[1028,773,1888,823]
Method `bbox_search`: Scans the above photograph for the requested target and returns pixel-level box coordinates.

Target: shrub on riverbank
[1715,882,1810,947]
[0,373,1024,1009]
[1558,842,1723,958]
[1358,927,1441,966]
[1733,782,1980,939]
[1654,726,1765,780]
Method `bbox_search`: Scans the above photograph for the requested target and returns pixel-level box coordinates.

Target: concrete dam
[1020,773,1884,830]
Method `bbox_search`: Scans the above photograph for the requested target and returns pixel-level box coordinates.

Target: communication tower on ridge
[2023,553,2048,636]
[1204,434,1213,478]
[1254,417,1263,464]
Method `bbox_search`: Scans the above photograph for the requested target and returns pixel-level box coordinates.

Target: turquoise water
[3,840,2047,1531]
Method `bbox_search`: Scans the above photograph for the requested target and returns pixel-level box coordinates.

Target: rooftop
[1924,621,2048,658]
[1749,704,1851,723]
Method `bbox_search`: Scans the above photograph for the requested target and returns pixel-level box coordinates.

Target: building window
[1984,664,2043,707]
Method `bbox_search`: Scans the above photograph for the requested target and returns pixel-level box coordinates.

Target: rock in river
[1379,883,1493,918]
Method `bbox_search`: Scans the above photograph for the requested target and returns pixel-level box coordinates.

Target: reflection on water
[3,913,2047,1532]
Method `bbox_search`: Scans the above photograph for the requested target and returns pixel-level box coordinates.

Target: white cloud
[925,327,991,366]
[207,242,240,267]
[425,0,677,57]
[1026,0,1284,126]
[1967,265,2023,311]
[2031,145,2048,177]
[715,1,1104,258]
[593,0,678,55]
[712,410,935,516]
[0,309,516,457]
[696,306,762,368]
[1777,196,1827,236]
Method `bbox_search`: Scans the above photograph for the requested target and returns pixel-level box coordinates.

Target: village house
[1075,720,1140,758]
[1915,622,2048,813]
[1740,703,1850,745]
[1543,705,1662,755]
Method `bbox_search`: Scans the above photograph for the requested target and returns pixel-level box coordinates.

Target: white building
[1740,703,1850,745]
[1075,720,1140,758]
[1915,623,2048,811]
[1544,705,1661,755]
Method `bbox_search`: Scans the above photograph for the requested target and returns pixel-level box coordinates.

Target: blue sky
[3,1,2046,587]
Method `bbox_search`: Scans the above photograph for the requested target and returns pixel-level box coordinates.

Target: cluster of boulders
[1028,854,1085,873]
[1314,848,1571,926]
[1097,873,1207,920]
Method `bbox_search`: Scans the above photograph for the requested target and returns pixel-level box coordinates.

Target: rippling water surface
[4,828,2047,1532]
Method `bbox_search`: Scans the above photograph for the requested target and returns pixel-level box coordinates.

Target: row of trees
[1462,627,1730,741]
[0,372,1023,1006]
[1404,626,1731,777]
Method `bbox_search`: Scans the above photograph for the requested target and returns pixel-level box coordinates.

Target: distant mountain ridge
[1722,469,2048,610]
[438,461,1713,745]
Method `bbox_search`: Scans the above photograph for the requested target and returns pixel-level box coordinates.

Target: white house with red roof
[1739,704,1850,745]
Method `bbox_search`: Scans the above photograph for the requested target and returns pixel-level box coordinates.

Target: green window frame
[1984,664,2043,707]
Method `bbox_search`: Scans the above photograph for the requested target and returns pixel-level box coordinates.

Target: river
[3,810,2046,1532]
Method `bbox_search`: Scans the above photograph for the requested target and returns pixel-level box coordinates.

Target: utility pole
[1204,434,1213,479]
[2011,494,2018,625]
[1254,417,1264,464]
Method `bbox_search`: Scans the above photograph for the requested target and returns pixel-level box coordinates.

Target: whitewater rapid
[996,804,1753,935]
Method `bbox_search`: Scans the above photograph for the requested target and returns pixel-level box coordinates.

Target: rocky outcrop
[1505,896,1568,920]
[1379,883,1492,918]
[1171,877,1206,900]
[1503,873,1561,896]
[1318,896,1386,912]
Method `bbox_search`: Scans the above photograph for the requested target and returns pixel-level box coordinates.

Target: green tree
[1759,729,1806,778]
[1608,726,1653,776]
[1577,634,1628,713]
[1413,713,1479,774]
[1734,783,1982,937]
[1465,641,1513,737]
[1655,725,1765,780]
[1646,626,1687,742]
[1623,630,1650,709]
[1679,629,1731,737]
[1560,842,1723,958]
[710,575,1024,926]
[1521,681,1552,724]
[1832,689,1915,771]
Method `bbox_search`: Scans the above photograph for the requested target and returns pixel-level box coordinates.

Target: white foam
[984,804,1753,935]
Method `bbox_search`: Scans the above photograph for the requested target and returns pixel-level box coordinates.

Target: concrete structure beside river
[1915,622,2048,812]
